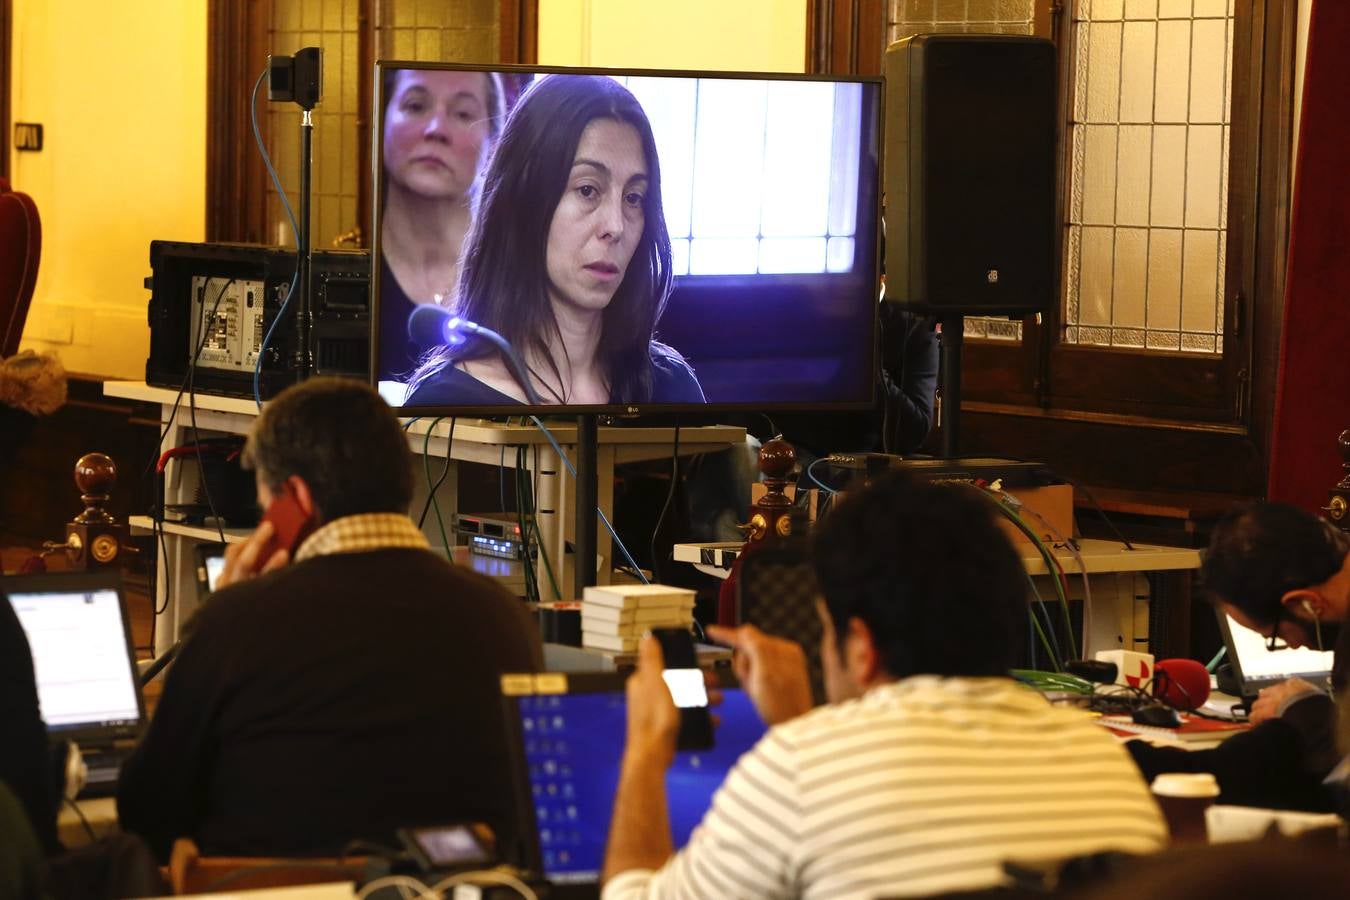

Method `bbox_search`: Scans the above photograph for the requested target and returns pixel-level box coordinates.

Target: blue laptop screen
[516,687,765,882]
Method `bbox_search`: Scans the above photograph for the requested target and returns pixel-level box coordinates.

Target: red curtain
[1267,0,1350,511]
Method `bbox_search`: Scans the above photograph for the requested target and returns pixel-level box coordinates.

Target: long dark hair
[407,74,675,404]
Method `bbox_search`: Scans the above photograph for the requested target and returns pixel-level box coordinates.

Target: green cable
[1019,516,1079,661]
[981,491,1079,661]
[1206,645,1227,672]
[1024,574,1064,672]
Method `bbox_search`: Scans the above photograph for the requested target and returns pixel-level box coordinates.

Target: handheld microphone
[406,305,543,406]
[1152,658,1211,711]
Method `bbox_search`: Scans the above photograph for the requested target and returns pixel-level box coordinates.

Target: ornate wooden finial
[74,452,118,525]
[745,438,798,543]
[1326,430,1350,530]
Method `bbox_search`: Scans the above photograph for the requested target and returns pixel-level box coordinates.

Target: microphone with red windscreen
[1152,658,1211,711]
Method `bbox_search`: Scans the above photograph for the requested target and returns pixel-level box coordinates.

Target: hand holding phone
[255,486,314,567]
[216,485,312,589]
[652,627,714,751]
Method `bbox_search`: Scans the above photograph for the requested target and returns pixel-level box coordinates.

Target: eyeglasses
[1265,606,1289,652]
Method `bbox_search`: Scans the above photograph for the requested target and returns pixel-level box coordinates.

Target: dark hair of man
[407,74,676,405]
[1201,501,1350,627]
[808,470,1029,679]
[242,378,414,523]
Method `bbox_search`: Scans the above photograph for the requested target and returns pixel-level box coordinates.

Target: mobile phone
[397,822,496,872]
[255,486,313,570]
[652,627,713,750]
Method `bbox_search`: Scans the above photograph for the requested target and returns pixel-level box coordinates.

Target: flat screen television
[371,62,882,416]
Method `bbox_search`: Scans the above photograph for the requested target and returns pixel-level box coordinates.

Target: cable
[1003,488,1094,656]
[416,417,455,531]
[1061,476,1136,551]
[1024,572,1064,672]
[529,444,562,601]
[418,418,453,557]
[249,66,301,409]
[64,797,96,844]
[185,276,236,544]
[977,487,1078,661]
[804,456,838,496]
[529,416,649,585]
[1206,645,1227,672]
[649,422,681,583]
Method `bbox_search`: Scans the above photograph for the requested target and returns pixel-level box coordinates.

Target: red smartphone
[254,487,314,570]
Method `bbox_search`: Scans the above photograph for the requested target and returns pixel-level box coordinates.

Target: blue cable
[249,67,302,409]
[529,416,650,585]
[402,417,422,432]
[805,456,837,495]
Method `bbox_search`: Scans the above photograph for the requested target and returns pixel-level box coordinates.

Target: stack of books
[581,584,697,653]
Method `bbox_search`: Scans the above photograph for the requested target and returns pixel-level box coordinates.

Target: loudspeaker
[884,35,1057,316]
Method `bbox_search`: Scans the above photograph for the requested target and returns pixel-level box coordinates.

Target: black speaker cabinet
[884,35,1057,316]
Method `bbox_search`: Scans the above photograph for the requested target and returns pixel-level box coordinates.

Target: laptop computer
[2,570,147,798]
[500,671,766,886]
[194,542,227,602]
[1216,608,1335,702]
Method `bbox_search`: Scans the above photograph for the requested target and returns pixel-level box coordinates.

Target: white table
[107,381,743,655]
[675,538,1203,659]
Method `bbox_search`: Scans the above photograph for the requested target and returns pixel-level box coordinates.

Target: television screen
[372,63,881,414]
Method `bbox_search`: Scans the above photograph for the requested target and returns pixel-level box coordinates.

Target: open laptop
[194,542,227,602]
[1216,608,1335,702]
[500,671,766,886]
[2,570,146,798]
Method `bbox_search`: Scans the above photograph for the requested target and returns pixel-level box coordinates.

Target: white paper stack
[581,584,696,653]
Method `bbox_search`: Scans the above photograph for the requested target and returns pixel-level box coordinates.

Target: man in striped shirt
[603,471,1166,899]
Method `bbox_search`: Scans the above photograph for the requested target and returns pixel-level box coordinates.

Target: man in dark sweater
[117,378,543,862]
[1128,502,1349,811]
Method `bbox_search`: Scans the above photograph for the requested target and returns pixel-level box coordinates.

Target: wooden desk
[674,539,1203,658]
[106,381,744,655]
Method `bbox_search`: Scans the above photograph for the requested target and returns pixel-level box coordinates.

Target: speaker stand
[938,314,964,457]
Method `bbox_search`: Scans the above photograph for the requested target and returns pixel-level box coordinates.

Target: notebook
[2,571,146,797]
[1216,607,1334,700]
[500,671,766,885]
[1097,714,1249,743]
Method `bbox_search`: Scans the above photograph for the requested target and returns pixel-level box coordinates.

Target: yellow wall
[539,0,807,72]
[11,0,206,379]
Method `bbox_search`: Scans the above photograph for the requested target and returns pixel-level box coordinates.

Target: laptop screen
[5,576,142,734]
[506,676,766,883]
[1223,612,1334,689]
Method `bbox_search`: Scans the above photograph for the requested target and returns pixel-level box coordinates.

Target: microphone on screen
[406,304,542,406]
[1152,658,1211,711]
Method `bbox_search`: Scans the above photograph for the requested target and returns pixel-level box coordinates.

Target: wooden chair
[167,838,368,895]
[0,176,40,358]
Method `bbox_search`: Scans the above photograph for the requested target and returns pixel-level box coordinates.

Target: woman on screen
[379,68,504,379]
[405,75,705,407]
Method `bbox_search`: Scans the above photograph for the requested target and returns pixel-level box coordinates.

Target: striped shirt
[604,676,1166,900]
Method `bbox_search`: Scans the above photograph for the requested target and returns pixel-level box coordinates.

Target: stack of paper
[581,584,696,653]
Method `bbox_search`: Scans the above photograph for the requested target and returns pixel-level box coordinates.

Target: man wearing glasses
[1128,502,1349,812]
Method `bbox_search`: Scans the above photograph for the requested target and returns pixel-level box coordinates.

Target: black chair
[735,537,826,704]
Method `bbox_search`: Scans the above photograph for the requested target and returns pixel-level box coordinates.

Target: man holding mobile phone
[604,471,1165,899]
[118,378,544,862]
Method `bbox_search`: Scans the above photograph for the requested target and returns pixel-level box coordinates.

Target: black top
[0,595,60,854]
[405,347,707,407]
[1126,622,1350,813]
[377,255,422,382]
[117,547,544,862]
